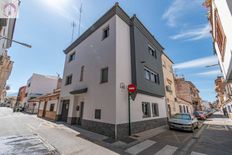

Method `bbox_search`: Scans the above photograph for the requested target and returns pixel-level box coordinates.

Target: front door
[61,100,69,122]
[78,102,84,125]
[168,104,171,118]
[42,101,47,117]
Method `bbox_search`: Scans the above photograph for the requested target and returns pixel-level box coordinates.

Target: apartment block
[205,0,232,82]
[23,73,59,113]
[161,54,178,117]
[175,77,201,112]
[57,3,167,139]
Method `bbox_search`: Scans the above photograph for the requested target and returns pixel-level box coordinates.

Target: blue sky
[7,0,221,102]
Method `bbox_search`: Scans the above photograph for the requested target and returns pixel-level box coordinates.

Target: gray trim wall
[130,21,165,97]
[227,0,232,15]
[79,118,167,139]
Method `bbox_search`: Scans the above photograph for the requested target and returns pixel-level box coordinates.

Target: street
[0,107,232,155]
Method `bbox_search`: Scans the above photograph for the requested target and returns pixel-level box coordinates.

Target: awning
[70,88,88,95]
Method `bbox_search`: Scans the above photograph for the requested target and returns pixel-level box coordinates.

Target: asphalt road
[1,107,232,155]
[123,111,232,155]
[0,107,119,155]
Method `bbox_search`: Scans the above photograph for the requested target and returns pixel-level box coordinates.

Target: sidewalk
[204,111,232,126]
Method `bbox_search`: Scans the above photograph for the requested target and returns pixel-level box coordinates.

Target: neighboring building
[175,77,201,112]
[215,76,232,119]
[161,53,178,117]
[177,97,193,114]
[0,18,16,103]
[205,0,232,82]
[5,96,17,108]
[16,86,26,108]
[215,76,226,109]
[23,73,59,113]
[37,78,62,121]
[57,3,167,139]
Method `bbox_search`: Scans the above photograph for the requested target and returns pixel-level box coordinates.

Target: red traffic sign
[128,84,137,93]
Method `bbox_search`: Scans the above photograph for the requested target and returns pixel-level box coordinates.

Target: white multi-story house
[205,0,232,82]
[57,3,167,139]
[23,73,59,113]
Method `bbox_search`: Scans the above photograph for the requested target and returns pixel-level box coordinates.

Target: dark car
[193,111,206,120]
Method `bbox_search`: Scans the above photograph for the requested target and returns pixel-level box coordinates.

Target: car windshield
[173,114,191,120]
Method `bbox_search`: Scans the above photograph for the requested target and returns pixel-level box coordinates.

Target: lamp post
[0,36,32,48]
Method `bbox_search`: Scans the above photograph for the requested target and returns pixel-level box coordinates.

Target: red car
[193,111,206,120]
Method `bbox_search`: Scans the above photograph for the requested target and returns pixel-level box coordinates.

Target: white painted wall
[23,73,58,106]
[60,15,117,124]
[60,14,167,125]
[212,0,232,81]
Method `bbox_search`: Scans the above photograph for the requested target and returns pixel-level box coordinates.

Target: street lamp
[0,36,32,48]
[205,64,219,68]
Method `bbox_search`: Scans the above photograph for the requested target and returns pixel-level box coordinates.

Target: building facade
[16,86,26,108]
[37,78,62,121]
[23,73,59,113]
[57,3,167,139]
[0,18,16,103]
[175,77,201,113]
[205,0,232,82]
[161,54,178,117]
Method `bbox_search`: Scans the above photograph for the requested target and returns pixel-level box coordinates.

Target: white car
[168,113,199,132]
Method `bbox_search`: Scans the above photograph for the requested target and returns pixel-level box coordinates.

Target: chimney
[57,78,62,89]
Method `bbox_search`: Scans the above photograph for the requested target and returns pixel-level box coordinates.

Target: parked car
[168,113,199,132]
[193,111,206,120]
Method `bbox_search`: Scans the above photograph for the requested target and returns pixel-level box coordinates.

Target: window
[179,105,182,113]
[80,66,84,81]
[183,106,186,113]
[166,85,172,92]
[152,103,159,117]
[162,61,166,68]
[28,83,31,87]
[69,52,75,62]
[215,9,226,61]
[50,104,55,111]
[101,67,108,83]
[148,46,157,59]
[186,106,189,113]
[95,109,101,119]
[25,93,28,97]
[65,75,72,85]
[144,67,160,84]
[102,26,109,40]
[142,102,151,118]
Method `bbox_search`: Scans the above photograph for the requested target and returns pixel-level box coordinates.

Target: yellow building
[162,53,178,117]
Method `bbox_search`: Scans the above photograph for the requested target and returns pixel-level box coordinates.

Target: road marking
[125,140,156,155]
[154,145,177,155]
[191,151,207,155]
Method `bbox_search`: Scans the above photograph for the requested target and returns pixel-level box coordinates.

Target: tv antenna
[71,21,76,42]
[78,3,83,37]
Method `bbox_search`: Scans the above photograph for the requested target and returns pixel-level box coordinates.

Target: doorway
[61,100,69,122]
[78,102,84,125]
[42,101,47,117]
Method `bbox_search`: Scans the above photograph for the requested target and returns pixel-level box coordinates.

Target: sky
[7,0,221,102]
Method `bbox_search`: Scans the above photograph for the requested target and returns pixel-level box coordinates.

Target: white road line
[154,145,177,155]
[125,140,156,155]
[191,151,207,155]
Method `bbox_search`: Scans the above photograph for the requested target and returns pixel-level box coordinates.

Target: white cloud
[170,24,211,41]
[173,55,218,69]
[162,0,202,27]
[195,70,222,76]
